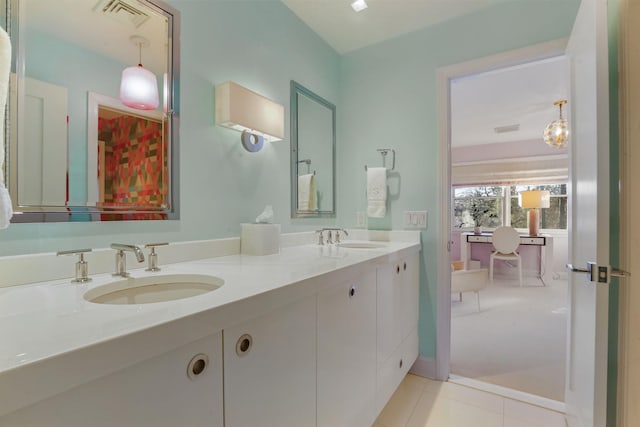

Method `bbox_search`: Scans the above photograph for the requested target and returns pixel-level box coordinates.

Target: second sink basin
[337,242,386,249]
[84,274,224,305]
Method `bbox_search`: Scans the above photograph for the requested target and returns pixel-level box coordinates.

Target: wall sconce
[519,190,550,236]
[215,81,284,153]
[543,100,569,149]
[119,35,159,111]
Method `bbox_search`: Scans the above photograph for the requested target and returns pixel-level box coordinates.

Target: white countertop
[0,235,420,416]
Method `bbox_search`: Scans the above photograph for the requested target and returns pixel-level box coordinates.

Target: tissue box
[241,223,281,255]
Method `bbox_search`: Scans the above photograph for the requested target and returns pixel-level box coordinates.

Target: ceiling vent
[494,124,520,134]
[94,0,150,28]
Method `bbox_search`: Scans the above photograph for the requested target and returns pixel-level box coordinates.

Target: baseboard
[409,355,437,379]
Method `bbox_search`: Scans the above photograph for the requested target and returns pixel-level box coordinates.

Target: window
[454,183,567,230]
[453,186,503,228]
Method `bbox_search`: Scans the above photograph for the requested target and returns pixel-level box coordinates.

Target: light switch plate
[404,211,427,228]
[356,211,366,227]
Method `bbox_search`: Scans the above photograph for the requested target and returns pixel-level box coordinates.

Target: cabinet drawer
[375,327,419,415]
[520,236,545,245]
[467,235,490,243]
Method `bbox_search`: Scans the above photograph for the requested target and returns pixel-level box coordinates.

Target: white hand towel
[297,174,316,211]
[367,167,387,218]
[0,27,13,229]
[0,184,12,229]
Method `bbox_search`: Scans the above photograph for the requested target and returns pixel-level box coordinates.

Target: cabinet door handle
[349,286,356,298]
[396,265,400,274]
[399,358,403,369]
[403,262,407,271]
[187,353,209,380]
[236,334,253,356]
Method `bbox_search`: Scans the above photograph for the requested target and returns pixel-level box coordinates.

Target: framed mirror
[290,81,336,218]
[2,0,180,222]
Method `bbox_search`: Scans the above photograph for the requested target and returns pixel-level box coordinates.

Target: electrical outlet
[356,211,366,227]
[404,211,427,229]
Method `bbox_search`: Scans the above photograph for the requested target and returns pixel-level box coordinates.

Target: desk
[460,232,553,284]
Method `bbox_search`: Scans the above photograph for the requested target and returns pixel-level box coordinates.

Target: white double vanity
[0,230,420,427]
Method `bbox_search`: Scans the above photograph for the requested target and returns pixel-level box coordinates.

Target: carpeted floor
[450,275,567,402]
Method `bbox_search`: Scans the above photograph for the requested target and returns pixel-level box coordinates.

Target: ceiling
[25,0,168,76]
[281,0,570,149]
[281,0,509,54]
[451,56,569,148]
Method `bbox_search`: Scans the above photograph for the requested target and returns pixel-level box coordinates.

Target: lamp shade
[215,81,284,142]
[519,190,551,209]
[120,65,159,110]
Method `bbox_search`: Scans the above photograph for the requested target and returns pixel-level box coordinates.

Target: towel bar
[364,148,395,171]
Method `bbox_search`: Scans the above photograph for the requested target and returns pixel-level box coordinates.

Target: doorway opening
[436,39,570,411]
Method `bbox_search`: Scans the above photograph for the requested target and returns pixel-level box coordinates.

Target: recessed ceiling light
[351,0,368,12]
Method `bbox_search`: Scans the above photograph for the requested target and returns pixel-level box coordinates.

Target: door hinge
[567,262,630,285]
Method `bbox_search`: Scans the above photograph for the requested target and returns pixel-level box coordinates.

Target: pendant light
[120,35,159,111]
[543,100,569,149]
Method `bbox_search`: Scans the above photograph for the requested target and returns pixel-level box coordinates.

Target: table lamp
[519,190,550,236]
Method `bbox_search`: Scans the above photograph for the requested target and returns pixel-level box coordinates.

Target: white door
[565,0,611,425]
[19,77,68,206]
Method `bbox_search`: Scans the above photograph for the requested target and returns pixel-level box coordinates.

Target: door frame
[435,38,569,382]
[617,0,636,424]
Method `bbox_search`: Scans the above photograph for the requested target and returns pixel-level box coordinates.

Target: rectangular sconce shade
[215,81,284,142]
[519,190,551,209]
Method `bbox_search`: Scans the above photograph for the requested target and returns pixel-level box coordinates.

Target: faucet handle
[56,248,92,283]
[316,230,324,246]
[326,230,333,245]
[145,243,168,272]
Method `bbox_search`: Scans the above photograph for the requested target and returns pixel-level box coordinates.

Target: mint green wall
[0,1,340,256]
[27,29,126,204]
[336,0,580,358]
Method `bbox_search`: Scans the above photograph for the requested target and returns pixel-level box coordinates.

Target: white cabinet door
[0,333,224,427]
[317,270,377,427]
[376,253,420,415]
[377,253,420,364]
[223,295,317,427]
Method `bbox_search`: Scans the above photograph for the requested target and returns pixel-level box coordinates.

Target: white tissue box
[241,223,281,255]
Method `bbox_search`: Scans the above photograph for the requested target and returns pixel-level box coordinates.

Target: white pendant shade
[120,65,159,110]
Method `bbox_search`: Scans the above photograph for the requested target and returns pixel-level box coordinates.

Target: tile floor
[373,374,567,427]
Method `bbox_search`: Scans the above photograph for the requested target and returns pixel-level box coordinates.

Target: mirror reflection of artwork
[5,0,179,222]
[97,107,166,208]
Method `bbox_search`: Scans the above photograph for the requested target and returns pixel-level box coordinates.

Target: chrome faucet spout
[110,243,145,277]
[111,243,145,263]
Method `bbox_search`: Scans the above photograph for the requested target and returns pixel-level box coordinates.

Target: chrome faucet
[111,243,145,277]
[317,228,349,245]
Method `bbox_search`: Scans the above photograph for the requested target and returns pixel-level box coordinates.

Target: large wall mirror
[2,0,180,222]
[290,81,335,218]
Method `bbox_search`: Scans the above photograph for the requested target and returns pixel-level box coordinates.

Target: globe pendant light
[120,35,159,111]
[543,100,569,149]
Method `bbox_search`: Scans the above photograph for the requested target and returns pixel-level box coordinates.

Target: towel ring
[364,148,395,171]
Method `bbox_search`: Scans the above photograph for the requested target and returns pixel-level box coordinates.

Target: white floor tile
[375,375,429,427]
[373,375,567,427]
[422,379,503,414]
[405,391,503,427]
[503,398,566,427]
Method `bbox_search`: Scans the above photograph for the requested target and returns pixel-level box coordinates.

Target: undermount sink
[84,274,224,305]
[336,242,386,249]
